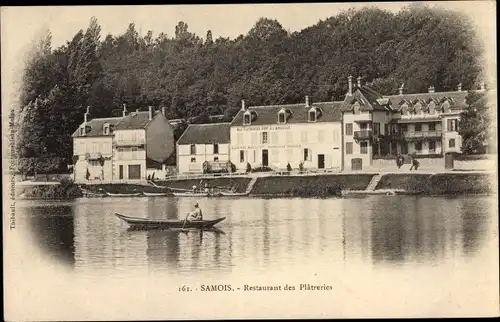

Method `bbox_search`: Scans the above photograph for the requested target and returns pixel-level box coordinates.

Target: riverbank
[19,178,82,200]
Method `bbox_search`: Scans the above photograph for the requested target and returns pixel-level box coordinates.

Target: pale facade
[341,76,470,170]
[176,123,231,174]
[113,129,147,180]
[229,99,343,172]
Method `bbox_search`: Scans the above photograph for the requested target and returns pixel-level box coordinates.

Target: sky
[0,2,496,106]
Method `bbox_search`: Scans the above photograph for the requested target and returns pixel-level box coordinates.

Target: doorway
[262,149,269,167]
[318,154,325,169]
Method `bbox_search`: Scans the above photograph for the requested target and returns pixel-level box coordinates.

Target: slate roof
[72,117,123,138]
[177,123,231,145]
[383,91,468,111]
[230,101,343,127]
[341,85,388,112]
[114,111,154,130]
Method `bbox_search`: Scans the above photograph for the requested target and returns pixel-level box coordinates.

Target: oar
[179,213,189,234]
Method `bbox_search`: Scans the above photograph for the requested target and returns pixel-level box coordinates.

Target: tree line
[16,4,488,175]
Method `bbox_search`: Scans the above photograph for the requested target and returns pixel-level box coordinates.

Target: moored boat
[172,191,209,197]
[220,191,249,197]
[143,192,168,197]
[115,213,226,230]
[106,192,141,197]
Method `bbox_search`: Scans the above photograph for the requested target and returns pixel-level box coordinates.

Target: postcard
[2,2,498,320]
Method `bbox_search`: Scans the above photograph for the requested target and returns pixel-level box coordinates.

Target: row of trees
[16,4,489,174]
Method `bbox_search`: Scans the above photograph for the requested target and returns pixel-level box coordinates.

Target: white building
[176,123,231,174]
[112,105,175,180]
[72,108,122,182]
[341,76,473,170]
[229,98,343,172]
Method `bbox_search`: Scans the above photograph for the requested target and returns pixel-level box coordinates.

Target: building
[112,105,175,180]
[72,108,122,182]
[229,98,343,172]
[176,122,231,174]
[341,76,472,170]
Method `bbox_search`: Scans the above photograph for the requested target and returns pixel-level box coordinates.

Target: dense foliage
[16,4,486,171]
[459,90,491,154]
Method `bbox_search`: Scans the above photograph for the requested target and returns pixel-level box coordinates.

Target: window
[360,142,368,154]
[360,122,367,130]
[401,142,408,154]
[345,123,353,136]
[240,150,245,163]
[415,124,422,132]
[429,123,436,131]
[278,112,286,123]
[318,130,324,143]
[346,142,353,155]
[190,157,196,163]
[449,139,456,148]
[190,144,196,155]
[261,132,268,144]
[303,148,312,161]
[415,142,422,152]
[80,128,84,136]
[301,131,308,143]
[243,112,251,125]
[214,156,219,162]
[429,140,436,152]
[384,124,389,136]
[103,125,109,135]
[428,102,435,114]
[447,119,458,132]
[373,123,380,135]
[213,143,219,154]
[309,110,316,122]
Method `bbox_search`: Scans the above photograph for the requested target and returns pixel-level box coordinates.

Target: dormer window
[414,102,422,114]
[243,111,251,125]
[401,103,409,115]
[442,101,450,113]
[428,102,435,114]
[80,127,85,136]
[352,101,361,114]
[308,108,317,122]
[278,110,286,124]
[103,123,110,135]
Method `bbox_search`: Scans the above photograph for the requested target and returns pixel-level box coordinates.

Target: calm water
[15,195,496,278]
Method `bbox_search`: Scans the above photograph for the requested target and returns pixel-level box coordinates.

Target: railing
[403,130,442,138]
[114,138,146,146]
[354,130,373,139]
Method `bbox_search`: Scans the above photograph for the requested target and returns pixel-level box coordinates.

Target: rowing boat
[172,192,209,197]
[115,213,226,230]
[106,192,141,197]
[143,192,168,197]
[220,191,249,197]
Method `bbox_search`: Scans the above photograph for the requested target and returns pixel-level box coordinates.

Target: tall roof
[341,85,388,112]
[114,111,154,130]
[230,101,343,127]
[177,123,231,145]
[72,117,123,138]
[383,91,468,111]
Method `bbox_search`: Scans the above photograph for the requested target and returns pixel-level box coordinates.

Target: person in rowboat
[186,203,203,221]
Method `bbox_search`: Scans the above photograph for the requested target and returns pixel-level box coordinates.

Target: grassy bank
[375,173,492,195]
[251,174,375,196]
[80,183,162,194]
[21,179,82,200]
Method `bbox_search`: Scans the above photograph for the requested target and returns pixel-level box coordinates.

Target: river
[11,195,499,318]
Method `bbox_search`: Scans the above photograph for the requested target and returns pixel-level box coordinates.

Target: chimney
[122,103,127,117]
[148,106,153,120]
[428,86,435,93]
[162,106,166,116]
[348,75,353,96]
[480,81,485,91]
[305,95,310,107]
[457,83,462,92]
[357,76,362,88]
[84,112,88,124]
[399,83,405,95]
[86,106,90,114]
[241,99,246,111]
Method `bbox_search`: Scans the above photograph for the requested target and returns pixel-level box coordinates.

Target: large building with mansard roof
[341,76,479,171]
[229,97,344,172]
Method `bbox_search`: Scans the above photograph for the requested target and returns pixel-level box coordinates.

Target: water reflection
[19,195,492,275]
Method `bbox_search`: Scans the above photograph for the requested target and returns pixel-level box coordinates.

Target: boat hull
[172,192,209,197]
[143,192,168,197]
[220,191,248,197]
[115,213,226,230]
[106,192,141,197]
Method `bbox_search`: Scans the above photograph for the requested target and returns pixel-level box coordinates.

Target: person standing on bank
[409,155,420,171]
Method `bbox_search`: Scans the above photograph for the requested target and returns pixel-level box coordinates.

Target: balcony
[354,130,373,140]
[386,130,442,141]
[114,138,146,147]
